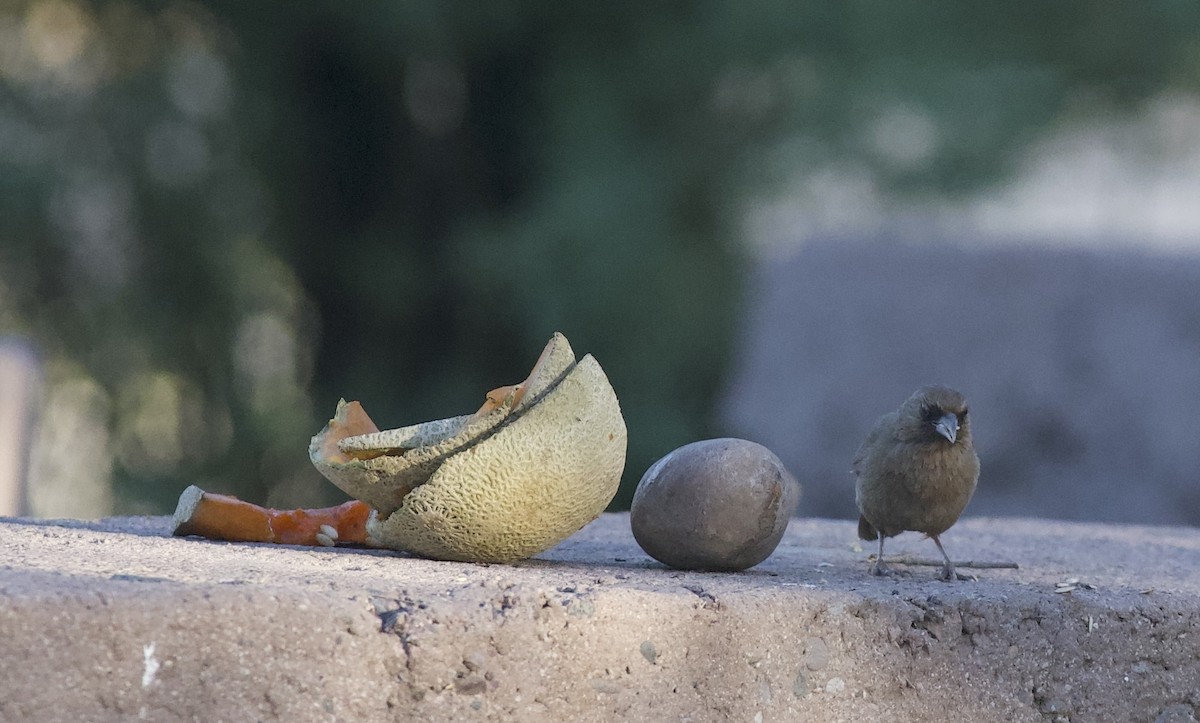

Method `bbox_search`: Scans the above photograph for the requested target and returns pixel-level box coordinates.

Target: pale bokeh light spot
[115,372,204,476]
[26,375,114,519]
[711,64,777,122]
[11,0,106,93]
[167,46,231,120]
[144,119,210,187]
[48,172,137,290]
[773,54,822,103]
[868,104,939,171]
[233,311,300,413]
[404,58,468,137]
[744,92,1200,258]
[24,0,91,70]
[960,93,1200,247]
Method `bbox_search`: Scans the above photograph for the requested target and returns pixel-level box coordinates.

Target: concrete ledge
[2,514,1198,722]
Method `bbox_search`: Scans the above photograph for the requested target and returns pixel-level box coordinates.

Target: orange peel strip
[319,400,386,462]
[172,485,371,546]
[468,335,565,420]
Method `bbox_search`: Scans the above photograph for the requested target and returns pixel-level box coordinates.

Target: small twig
[875,555,1019,570]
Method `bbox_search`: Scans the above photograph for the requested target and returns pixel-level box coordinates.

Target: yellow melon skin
[308,333,578,518]
[310,409,510,518]
[367,354,626,563]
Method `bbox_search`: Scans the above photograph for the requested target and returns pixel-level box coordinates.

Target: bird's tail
[857,515,879,541]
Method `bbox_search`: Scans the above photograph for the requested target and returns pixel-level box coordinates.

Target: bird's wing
[851,412,898,476]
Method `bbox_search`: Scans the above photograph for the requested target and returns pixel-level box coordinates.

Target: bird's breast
[906,443,979,513]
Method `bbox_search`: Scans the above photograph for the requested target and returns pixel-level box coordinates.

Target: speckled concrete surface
[1,513,1198,722]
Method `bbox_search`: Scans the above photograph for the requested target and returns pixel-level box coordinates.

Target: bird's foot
[938,566,976,582]
[869,560,891,576]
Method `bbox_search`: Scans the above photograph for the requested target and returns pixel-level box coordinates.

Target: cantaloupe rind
[309,333,576,517]
[307,333,626,561]
[367,354,626,562]
[308,406,507,517]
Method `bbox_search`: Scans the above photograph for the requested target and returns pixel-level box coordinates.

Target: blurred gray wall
[719,238,1200,526]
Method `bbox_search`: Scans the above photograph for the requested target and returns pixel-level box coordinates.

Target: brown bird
[853,385,979,580]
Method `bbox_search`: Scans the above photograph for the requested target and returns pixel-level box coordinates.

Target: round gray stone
[630,438,801,571]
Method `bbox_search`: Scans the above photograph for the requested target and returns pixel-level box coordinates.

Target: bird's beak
[934,413,958,444]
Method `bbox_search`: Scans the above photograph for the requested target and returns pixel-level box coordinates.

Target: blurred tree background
[2,1,1199,515]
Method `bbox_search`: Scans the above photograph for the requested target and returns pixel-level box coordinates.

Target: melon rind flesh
[368,354,626,562]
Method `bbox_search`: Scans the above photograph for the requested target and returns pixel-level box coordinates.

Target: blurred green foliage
[2,1,1199,514]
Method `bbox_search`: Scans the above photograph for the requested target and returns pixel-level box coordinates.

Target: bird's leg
[931,535,974,581]
[870,534,889,576]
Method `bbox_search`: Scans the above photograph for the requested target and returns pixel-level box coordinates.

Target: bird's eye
[961,407,969,417]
